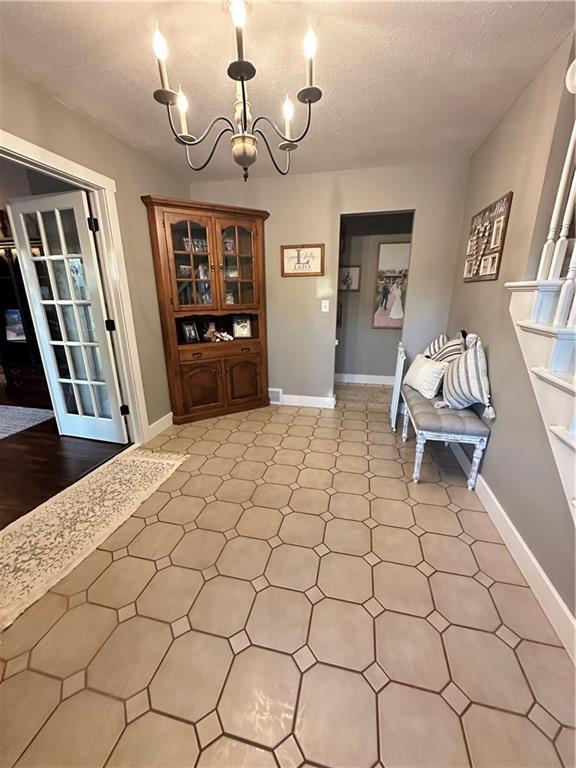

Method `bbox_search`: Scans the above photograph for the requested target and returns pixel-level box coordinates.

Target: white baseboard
[281,393,336,409]
[141,412,173,443]
[451,443,576,662]
[335,373,395,385]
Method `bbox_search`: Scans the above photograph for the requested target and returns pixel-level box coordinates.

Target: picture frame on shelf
[223,238,236,254]
[5,308,26,342]
[338,265,361,292]
[281,244,325,277]
[233,316,252,339]
[193,238,208,254]
[181,320,198,344]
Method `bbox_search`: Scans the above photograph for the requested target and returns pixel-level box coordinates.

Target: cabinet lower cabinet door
[225,356,262,405]
[181,361,225,414]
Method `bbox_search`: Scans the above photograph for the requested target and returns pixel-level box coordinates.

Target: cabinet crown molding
[141,195,270,221]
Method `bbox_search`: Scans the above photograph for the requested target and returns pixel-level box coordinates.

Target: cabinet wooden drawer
[179,340,259,362]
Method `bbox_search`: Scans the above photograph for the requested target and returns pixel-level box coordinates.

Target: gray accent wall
[447,36,575,611]
[189,160,469,399]
[0,65,190,425]
[336,234,411,378]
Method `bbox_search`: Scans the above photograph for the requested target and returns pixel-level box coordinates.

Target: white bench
[390,342,489,490]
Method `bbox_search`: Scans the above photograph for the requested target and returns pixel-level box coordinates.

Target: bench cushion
[402,384,490,438]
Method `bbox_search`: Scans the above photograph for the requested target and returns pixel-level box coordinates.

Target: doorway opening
[0,157,129,527]
[335,210,414,403]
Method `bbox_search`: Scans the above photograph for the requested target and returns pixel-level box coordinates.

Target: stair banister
[537,120,576,280]
[551,169,576,326]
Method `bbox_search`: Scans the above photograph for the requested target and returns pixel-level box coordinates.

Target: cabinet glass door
[218,221,257,308]
[166,214,216,310]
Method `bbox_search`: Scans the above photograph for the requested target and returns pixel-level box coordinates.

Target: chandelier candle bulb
[176,87,189,135]
[230,0,247,61]
[304,26,317,87]
[283,96,294,139]
[153,28,170,90]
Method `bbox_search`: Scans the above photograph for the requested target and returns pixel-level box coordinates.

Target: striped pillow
[438,337,496,418]
[423,334,448,358]
[430,333,466,364]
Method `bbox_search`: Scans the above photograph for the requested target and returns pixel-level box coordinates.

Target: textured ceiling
[0,1,573,180]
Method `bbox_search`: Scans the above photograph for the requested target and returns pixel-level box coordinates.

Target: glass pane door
[8,191,128,443]
[219,223,257,308]
[167,215,216,310]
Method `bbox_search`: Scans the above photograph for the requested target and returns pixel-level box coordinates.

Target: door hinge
[87,216,99,232]
[120,404,130,416]
[105,319,116,332]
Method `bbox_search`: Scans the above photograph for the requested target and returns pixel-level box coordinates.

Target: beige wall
[336,234,410,378]
[0,65,189,424]
[447,36,575,610]
[190,160,468,398]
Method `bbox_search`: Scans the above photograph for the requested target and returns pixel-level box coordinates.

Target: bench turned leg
[402,406,409,442]
[413,432,426,483]
[468,438,486,491]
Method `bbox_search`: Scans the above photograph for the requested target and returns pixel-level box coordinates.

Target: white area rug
[0,447,185,628]
[0,405,54,439]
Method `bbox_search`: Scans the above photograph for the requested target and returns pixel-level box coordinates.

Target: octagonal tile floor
[1,391,573,767]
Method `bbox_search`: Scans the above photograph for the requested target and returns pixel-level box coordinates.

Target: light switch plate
[321,300,329,313]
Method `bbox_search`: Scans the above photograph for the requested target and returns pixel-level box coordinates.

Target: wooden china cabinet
[142,196,270,423]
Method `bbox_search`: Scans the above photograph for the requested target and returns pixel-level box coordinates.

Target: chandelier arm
[254,129,291,176]
[166,106,235,146]
[184,128,234,171]
[251,101,312,143]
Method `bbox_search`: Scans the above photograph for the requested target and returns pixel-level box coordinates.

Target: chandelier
[151,0,322,180]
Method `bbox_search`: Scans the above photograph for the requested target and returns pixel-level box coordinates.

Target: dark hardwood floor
[0,417,127,529]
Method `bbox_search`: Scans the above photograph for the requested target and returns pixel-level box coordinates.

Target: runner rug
[0,448,185,628]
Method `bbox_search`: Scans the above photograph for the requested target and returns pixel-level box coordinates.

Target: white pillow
[403,354,449,399]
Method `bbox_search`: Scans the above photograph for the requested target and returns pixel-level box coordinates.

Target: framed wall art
[281,244,325,276]
[338,265,361,291]
[463,191,513,282]
[372,242,411,329]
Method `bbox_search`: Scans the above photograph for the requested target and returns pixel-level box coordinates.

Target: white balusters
[551,169,576,327]
[537,121,576,280]
[549,168,576,281]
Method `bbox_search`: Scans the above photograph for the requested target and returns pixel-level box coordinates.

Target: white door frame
[0,129,148,445]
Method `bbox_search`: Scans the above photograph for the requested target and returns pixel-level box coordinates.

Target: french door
[8,191,128,443]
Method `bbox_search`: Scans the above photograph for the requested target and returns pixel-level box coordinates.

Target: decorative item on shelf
[338,265,361,291]
[226,266,239,278]
[150,0,323,181]
[203,321,234,342]
[463,192,513,282]
[181,320,198,344]
[233,316,252,338]
[281,244,324,276]
[223,238,236,253]
[197,263,210,280]
[0,210,12,240]
[183,237,193,252]
[372,242,411,330]
[225,291,235,304]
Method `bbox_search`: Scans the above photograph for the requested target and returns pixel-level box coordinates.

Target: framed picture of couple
[372,242,411,329]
